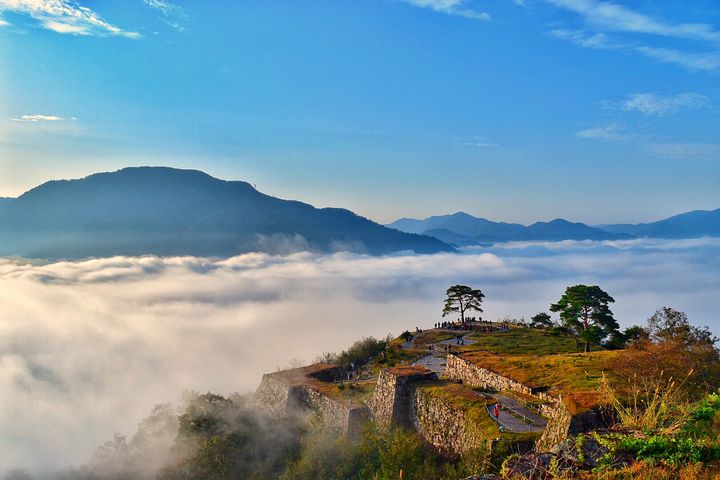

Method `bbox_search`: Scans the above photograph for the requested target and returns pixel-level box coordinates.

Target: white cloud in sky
[142,0,187,32]
[575,123,630,141]
[463,135,499,147]
[1,239,719,473]
[545,1,720,72]
[0,0,139,38]
[546,0,720,42]
[12,114,69,122]
[399,0,490,21]
[0,15,8,26]
[549,29,720,72]
[621,93,709,117]
[549,28,618,49]
[634,46,720,72]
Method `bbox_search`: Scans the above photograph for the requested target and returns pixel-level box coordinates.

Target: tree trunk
[583,306,590,352]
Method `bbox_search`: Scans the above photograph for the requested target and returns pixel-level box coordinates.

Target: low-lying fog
[1,238,719,473]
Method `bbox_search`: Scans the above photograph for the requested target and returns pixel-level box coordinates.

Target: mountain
[0,167,453,258]
[388,212,628,245]
[388,212,526,238]
[599,209,720,239]
[421,228,493,247]
[518,219,624,241]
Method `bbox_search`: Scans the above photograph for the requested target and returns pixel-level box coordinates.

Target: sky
[0,0,719,224]
[2,237,719,473]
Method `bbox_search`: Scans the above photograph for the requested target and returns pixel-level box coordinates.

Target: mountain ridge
[0,167,453,258]
[387,209,720,246]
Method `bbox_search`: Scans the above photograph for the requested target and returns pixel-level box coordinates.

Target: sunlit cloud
[1,239,719,473]
[0,0,140,38]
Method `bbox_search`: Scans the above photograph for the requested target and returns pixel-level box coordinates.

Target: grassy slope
[467,327,590,356]
[459,328,620,413]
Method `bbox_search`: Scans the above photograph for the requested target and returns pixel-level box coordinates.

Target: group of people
[434,321,474,330]
[433,319,513,334]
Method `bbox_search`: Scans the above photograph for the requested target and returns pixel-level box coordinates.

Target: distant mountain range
[387,209,720,246]
[599,209,720,239]
[0,167,452,258]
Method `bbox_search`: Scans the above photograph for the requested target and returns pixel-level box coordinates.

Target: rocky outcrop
[502,433,634,479]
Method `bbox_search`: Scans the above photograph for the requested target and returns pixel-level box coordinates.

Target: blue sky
[0,0,719,224]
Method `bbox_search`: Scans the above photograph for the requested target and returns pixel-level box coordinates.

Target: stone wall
[255,373,297,416]
[255,369,369,436]
[445,354,534,395]
[536,400,607,451]
[368,366,437,429]
[300,387,370,437]
[410,385,488,457]
[446,354,606,451]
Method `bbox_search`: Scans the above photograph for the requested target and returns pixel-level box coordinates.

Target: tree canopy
[530,312,553,329]
[442,285,485,323]
[549,284,619,352]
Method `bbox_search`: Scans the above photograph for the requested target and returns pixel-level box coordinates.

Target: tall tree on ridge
[442,285,485,323]
[550,284,619,352]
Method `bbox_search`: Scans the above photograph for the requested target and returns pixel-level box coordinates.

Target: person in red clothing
[493,403,500,420]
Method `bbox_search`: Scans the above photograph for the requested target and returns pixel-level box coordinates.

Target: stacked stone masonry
[259,359,606,455]
[410,386,487,456]
[368,366,437,429]
[255,369,369,437]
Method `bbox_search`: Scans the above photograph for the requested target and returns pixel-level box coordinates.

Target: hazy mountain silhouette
[421,228,495,247]
[389,212,525,238]
[599,209,720,239]
[387,212,629,245]
[0,167,452,258]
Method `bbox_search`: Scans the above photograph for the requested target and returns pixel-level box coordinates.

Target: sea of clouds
[1,237,719,473]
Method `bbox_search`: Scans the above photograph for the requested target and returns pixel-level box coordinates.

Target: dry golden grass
[458,349,623,413]
[574,462,720,480]
[467,327,589,356]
